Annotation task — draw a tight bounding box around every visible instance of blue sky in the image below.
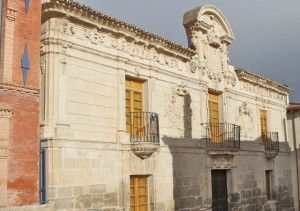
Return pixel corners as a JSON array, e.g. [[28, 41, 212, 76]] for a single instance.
[[78, 0, 300, 102]]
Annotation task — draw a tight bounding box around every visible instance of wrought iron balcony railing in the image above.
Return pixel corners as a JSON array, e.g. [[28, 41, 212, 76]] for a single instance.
[[201, 123, 240, 150], [126, 112, 160, 159], [263, 132, 279, 159]]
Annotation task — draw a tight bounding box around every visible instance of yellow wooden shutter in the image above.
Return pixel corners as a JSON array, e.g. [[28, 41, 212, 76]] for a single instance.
[[130, 176, 148, 211], [209, 93, 220, 143], [126, 78, 144, 133], [260, 110, 268, 141]]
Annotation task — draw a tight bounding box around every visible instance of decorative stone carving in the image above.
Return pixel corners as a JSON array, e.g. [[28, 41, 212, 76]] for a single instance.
[[165, 92, 183, 135], [176, 82, 188, 96], [165, 83, 190, 137], [210, 154, 234, 169], [131, 142, 159, 159], [224, 71, 237, 87], [0, 146, 9, 159], [60, 21, 185, 70], [0, 108, 13, 119], [236, 102, 254, 139], [6, 7, 18, 22], [40, 59, 46, 74], [207, 18, 221, 48], [239, 102, 251, 116], [190, 54, 207, 74]]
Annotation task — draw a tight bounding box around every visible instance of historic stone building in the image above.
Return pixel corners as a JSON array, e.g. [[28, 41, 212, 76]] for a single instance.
[[40, 0, 294, 210], [0, 0, 41, 208], [287, 103, 300, 210]]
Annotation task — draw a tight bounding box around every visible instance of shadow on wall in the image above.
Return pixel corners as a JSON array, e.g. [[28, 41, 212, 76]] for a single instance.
[[161, 93, 294, 210], [162, 93, 210, 210]]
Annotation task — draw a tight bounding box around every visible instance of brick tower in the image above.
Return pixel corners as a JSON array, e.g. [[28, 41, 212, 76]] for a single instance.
[[0, 0, 41, 207]]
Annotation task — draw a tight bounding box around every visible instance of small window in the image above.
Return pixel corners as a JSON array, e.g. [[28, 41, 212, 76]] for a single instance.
[[40, 147, 47, 204], [265, 170, 272, 200]]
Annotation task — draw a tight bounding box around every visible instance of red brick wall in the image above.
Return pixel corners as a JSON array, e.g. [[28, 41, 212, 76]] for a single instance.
[[0, 0, 41, 207], [0, 88, 39, 206], [12, 0, 41, 88]]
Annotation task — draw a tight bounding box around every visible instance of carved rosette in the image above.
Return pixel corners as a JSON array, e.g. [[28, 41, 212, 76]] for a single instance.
[[131, 142, 159, 159]]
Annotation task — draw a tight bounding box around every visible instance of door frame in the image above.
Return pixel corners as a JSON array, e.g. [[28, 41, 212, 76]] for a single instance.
[[211, 169, 229, 211], [130, 174, 151, 211]]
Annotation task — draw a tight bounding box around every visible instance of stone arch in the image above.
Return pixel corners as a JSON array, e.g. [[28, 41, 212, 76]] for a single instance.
[[184, 5, 234, 43]]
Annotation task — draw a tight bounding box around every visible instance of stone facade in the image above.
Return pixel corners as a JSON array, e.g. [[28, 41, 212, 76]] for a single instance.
[[0, 0, 41, 208], [40, 1, 294, 210], [287, 103, 300, 210]]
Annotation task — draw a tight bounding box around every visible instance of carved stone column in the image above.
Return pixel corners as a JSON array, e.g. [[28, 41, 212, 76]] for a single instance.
[[0, 106, 13, 207], [116, 58, 128, 144], [0, 0, 17, 83]]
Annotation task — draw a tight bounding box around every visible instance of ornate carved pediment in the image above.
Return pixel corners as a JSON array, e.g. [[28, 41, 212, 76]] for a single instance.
[[184, 5, 235, 87], [184, 5, 234, 48]]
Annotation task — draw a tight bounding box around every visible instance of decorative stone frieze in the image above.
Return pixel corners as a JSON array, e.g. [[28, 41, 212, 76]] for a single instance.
[[209, 153, 235, 169], [56, 20, 189, 71], [236, 69, 292, 103]]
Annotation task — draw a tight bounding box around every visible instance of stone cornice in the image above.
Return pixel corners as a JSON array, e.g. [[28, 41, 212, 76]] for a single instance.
[[235, 69, 293, 95], [0, 83, 40, 96], [42, 0, 195, 60]]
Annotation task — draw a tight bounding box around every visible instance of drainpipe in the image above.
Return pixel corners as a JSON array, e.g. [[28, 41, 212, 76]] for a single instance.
[[291, 111, 300, 209]]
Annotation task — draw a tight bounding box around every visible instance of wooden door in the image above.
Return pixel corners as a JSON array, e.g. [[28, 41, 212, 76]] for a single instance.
[[209, 93, 220, 142], [260, 110, 268, 141], [126, 78, 144, 136], [130, 176, 148, 211], [211, 170, 228, 211], [265, 170, 271, 200]]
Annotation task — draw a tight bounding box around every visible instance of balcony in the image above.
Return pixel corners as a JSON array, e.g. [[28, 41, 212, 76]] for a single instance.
[[263, 132, 279, 159], [127, 112, 160, 159], [201, 123, 241, 151]]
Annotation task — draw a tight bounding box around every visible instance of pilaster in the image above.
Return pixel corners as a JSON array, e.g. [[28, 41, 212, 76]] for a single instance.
[[0, 106, 13, 207], [0, 0, 17, 83]]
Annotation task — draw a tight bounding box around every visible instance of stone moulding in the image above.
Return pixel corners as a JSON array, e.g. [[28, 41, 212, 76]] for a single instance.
[[131, 142, 159, 159], [0, 83, 39, 96], [235, 69, 293, 95], [42, 0, 195, 60]]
